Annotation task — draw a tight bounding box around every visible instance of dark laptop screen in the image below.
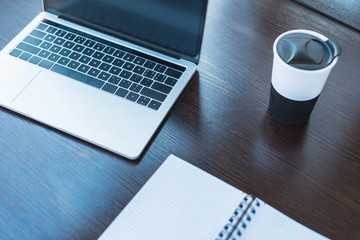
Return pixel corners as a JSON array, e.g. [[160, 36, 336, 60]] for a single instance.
[[44, 0, 208, 62]]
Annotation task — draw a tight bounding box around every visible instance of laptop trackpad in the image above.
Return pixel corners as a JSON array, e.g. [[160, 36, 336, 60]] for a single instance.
[[11, 70, 107, 135]]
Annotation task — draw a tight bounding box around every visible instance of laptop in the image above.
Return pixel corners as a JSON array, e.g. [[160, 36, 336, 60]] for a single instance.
[[0, 0, 208, 159]]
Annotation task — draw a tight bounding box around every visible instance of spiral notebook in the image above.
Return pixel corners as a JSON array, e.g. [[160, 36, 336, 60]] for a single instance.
[[98, 155, 328, 240]]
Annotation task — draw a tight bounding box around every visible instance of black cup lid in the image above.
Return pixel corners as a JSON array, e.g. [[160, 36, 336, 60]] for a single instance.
[[276, 33, 341, 70]]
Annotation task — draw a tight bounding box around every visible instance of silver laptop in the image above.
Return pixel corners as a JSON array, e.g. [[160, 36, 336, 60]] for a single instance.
[[0, 0, 208, 159]]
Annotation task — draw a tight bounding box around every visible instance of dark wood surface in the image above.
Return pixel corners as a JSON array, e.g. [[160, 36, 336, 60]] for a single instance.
[[0, 0, 359, 239]]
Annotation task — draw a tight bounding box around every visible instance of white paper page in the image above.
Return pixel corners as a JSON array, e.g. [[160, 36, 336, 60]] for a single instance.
[[99, 154, 245, 240], [241, 203, 329, 240]]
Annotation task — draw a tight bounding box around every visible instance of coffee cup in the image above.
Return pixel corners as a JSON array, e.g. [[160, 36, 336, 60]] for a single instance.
[[269, 29, 341, 125]]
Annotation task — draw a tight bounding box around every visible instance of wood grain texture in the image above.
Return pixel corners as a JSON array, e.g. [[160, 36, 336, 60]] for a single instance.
[[0, 0, 359, 239]]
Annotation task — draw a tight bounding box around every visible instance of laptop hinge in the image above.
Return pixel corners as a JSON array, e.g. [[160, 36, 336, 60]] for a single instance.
[[58, 14, 184, 61]]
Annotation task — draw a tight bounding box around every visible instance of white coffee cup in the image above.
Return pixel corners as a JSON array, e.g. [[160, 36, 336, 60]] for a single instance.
[[269, 29, 341, 125]]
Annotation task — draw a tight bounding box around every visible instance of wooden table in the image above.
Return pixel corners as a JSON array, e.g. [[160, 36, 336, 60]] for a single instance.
[[1, 0, 359, 239]]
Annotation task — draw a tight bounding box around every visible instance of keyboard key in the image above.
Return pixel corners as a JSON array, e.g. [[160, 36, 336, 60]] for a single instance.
[[154, 73, 166, 82], [17, 42, 41, 54], [103, 46, 115, 54], [126, 92, 139, 102], [130, 83, 142, 93], [88, 68, 100, 77], [133, 66, 145, 75], [9, 49, 22, 57], [63, 41, 75, 49], [154, 64, 166, 73], [49, 45, 61, 53], [134, 57, 145, 65], [38, 59, 54, 69], [143, 69, 156, 78], [123, 62, 135, 71], [108, 76, 121, 85], [46, 26, 57, 34], [148, 100, 161, 110], [165, 68, 182, 79], [164, 77, 177, 86], [38, 50, 51, 58], [79, 55, 91, 64], [113, 58, 124, 67], [48, 53, 61, 62], [68, 60, 80, 69], [73, 44, 85, 53], [74, 36, 86, 44], [144, 60, 156, 69], [29, 56, 42, 65], [69, 52, 81, 60], [39, 41, 52, 50], [51, 64, 72, 74], [103, 55, 114, 63], [123, 53, 135, 62], [84, 40, 95, 48], [130, 74, 143, 83], [99, 62, 111, 71], [78, 64, 90, 73], [140, 87, 166, 102], [140, 78, 153, 87], [151, 82, 172, 94], [109, 66, 121, 75], [119, 79, 132, 89], [23, 36, 42, 46], [30, 29, 46, 39], [137, 96, 151, 106], [83, 48, 95, 56], [36, 23, 48, 31], [58, 57, 70, 66], [55, 29, 67, 37], [93, 51, 105, 60], [98, 72, 110, 81], [54, 37, 66, 46], [59, 48, 71, 57], [64, 33, 76, 41], [51, 64, 104, 88], [115, 88, 128, 98], [119, 70, 132, 79], [94, 43, 105, 51], [19, 52, 32, 61], [89, 59, 101, 67], [102, 83, 118, 93], [44, 34, 56, 42], [113, 50, 125, 58]]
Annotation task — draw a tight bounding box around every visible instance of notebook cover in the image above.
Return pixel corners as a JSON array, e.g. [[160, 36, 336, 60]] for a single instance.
[[294, 0, 360, 32]]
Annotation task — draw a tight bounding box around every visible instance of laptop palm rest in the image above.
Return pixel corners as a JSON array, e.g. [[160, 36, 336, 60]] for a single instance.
[[11, 70, 107, 137], [0, 56, 41, 104], [10, 70, 156, 158]]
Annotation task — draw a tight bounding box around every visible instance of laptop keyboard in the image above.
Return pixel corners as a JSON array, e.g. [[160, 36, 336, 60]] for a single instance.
[[8, 19, 185, 110]]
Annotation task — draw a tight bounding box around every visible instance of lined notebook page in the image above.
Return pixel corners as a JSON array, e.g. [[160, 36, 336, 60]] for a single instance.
[[99, 154, 328, 240], [240, 204, 328, 240], [98, 154, 245, 240]]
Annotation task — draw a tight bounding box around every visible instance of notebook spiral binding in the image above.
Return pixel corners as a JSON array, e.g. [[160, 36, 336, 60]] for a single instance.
[[216, 195, 263, 240]]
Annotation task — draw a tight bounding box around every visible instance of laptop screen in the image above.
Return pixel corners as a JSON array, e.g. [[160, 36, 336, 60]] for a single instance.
[[44, 0, 208, 63]]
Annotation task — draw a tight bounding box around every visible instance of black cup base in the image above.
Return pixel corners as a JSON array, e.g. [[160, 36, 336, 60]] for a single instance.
[[269, 84, 318, 125]]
